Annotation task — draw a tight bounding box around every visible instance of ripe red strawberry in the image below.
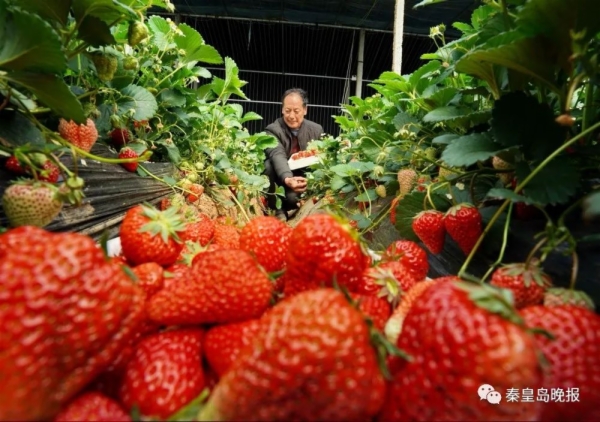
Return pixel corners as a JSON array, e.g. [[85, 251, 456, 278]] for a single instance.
[[351, 293, 391, 330], [490, 262, 552, 309], [382, 240, 429, 281], [181, 213, 215, 246], [58, 118, 99, 152], [147, 249, 273, 325], [54, 392, 131, 422], [118, 147, 139, 172], [119, 328, 205, 419], [412, 209, 445, 254], [521, 305, 600, 421], [187, 183, 205, 203], [198, 289, 386, 421], [380, 281, 544, 421], [0, 227, 146, 421], [109, 128, 131, 147], [4, 155, 25, 174], [384, 280, 436, 344], [38, 160, 60, 183], [119, 204, 186, 266], [397, 168, 417, 196], [239, 216, 292, 272], [543, 287, 595, 310], [283, 213, 370, 296], [443, 203, 482, 255], [515, 202, 540, 220], [389, 196, 401, 225], [212, 221, 240, 249], [204, 319, 262, 377], [2, 180, 63, 228], [132, 262, 164, 300]]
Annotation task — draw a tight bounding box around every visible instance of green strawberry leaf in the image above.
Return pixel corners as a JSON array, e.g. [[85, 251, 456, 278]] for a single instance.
[[0, 4, 66, 73], [174, 24, 223, 65], [13, 0, 71, 26], [147, 16, 174, 51], [0, 110, 45, 147], [78, 15, 116, 47], [5, 72, 86, 122], [490, 91, 566, 161], [441, 132, 507, 167], [485, 188, 541, 205], [583, 190, 600, 221], [117, 84, 158, 121], [515, 158, 580, 206], [423, 106, 491, 129], [72, 0, 137, 25]]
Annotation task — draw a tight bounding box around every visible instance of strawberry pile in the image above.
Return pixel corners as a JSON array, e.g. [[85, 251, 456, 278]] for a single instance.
[[1, 205, 599, 421], [290, 149, 318, 160]]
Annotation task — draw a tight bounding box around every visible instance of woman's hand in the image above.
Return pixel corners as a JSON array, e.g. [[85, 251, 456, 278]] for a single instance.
[[284, 176, 308, 193]]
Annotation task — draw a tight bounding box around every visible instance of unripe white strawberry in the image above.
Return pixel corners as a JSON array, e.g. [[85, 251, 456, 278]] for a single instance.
[[2, 180, 63, 227]]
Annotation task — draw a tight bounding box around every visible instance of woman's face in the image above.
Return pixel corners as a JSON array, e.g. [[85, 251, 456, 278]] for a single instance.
[[282, 93, 307, 130]]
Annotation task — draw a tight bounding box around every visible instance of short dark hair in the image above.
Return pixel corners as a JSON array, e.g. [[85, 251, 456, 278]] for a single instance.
[[282, 88, 308, 107]]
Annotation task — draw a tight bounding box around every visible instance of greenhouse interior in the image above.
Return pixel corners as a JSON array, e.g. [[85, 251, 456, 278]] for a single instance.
[[0, 0, 599, 421]]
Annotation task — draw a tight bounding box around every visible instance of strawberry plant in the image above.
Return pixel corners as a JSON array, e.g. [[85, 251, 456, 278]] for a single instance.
[[0, 0, 277, 230], [308, 0, 600, 290]]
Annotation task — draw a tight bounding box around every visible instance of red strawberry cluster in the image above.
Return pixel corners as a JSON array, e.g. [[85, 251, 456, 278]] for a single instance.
[[1, 206, 598, 422], [290, 149, 317, 160]]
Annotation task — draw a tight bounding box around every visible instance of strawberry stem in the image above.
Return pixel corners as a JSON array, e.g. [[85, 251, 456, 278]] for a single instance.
[[481, 202, 513, 282], [569, 251, 579, 290], [525, 237, 547, 268]]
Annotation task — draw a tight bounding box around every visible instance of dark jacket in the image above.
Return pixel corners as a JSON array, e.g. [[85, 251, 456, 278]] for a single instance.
[[265, 117, 323, 183]]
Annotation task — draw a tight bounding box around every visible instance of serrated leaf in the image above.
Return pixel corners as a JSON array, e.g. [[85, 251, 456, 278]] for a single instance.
[[241, 111, 262, 123], [147, 15, 173, 50], [453, 22, 474, 35], [0, 110, 45, 147], [6, 72, 85, 122], [330, 175, 347, 191], [254, 134, 278, 150], [423, 87, 459, 108], [441, 133, 506, 167], [485, 188, 540, 205], [159, 89, 186, 107], [455, 29, 558, 92], [72, 0, 137, 24], [78, 15, 116, 47], [16, 0, 71, 25], [117, 84, 158, 121], [0, 6, 65, 73], [393, 111, 419, 131], [490, 91, 565, 161], [330, 164, 354, 177], [175, 23, 223, 64], [355, 189, 377, 202], [423, 106, 491, 128], [157, 139, 181, 164], [408, 61, 442, 90], [394, 191, 450, 240], [515, 158, 580, 206], [432, 133, 459, 144]]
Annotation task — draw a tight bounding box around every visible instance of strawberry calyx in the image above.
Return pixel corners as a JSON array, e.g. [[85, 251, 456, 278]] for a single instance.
[[368, 266, 403, 306], [367, 318, 412, 380], [170, 388, 211, 421], [445, 202, 475, 217], [139, 203, 187, 244], [454, 280, 525, 327], [500, 261, 550, 288], [543, 287, 595, 310]]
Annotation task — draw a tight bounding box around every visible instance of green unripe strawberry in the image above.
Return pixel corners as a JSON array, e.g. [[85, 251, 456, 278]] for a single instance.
[[375, 185, 387, 198], [128, 21, 149, 47], [424, 147, 437, 161], [123, 56, 139, 70], [2, 180, 63, 228], [110, 115, 122, 129], [90, 52, 118, 82]]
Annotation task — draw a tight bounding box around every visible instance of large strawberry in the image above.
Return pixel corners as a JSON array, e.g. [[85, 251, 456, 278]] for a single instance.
[[382, 240, 429, 281], [380, 281, 544, 421], [197, 289, 386, 421], [119, 328, 205, 419], [1, 180, 63, 227], [54, 392, 131, 422], [204, 319, 262, 377], [0, 227, 146, 421], [521, 305, 600, 421], [239, 215, 292, 272], [212, 220, 241, 249], [58, 118, 99, 152], [147, 249, 273, 325], [412, 209, 445, 254], [119, 204, 186, 266], [283, 213, 370, 296], [181, 213, 215, 246], [443, 203, 482, 255], [490, 262, 553, 309]]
